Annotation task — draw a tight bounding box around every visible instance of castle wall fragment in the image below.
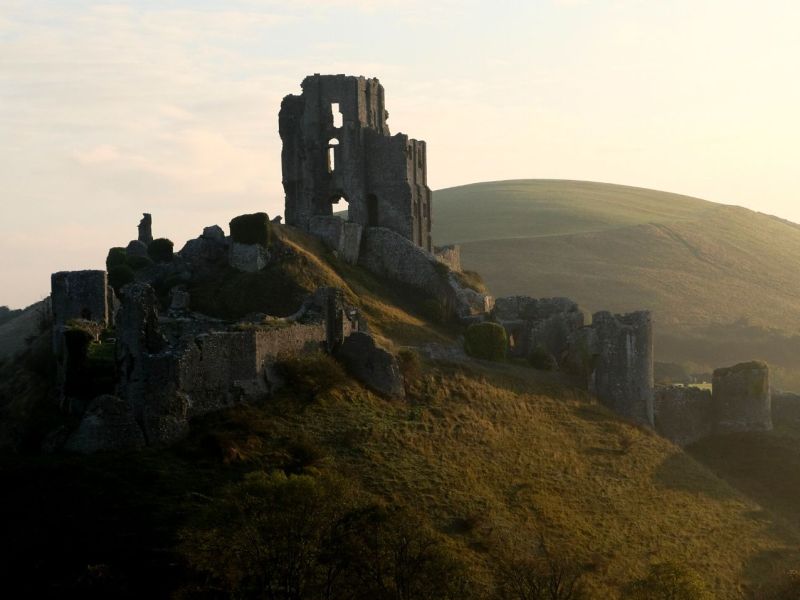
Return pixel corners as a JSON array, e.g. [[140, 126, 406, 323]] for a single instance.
[[712, 361, 772, 433]]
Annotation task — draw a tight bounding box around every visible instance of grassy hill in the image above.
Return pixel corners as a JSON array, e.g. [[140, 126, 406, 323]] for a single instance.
[[434, 180, 800, 388], [3, 223, 800, 597]]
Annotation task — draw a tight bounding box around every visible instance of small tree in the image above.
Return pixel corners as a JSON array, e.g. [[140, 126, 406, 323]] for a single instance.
[[327, 504, 472, 600], [179, 471, 356, 599], [147, 238, 174, 263], [625, 562, 711, 599], [230, 212, 271, 246], [464, 322, 507, 361], [495, 537, 587, 600], [529, 345, 558, 371]]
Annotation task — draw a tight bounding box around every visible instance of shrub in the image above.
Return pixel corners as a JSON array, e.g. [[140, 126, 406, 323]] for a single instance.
[[421, 297, 448, 324], [277, 353, 348, 402], [147, 238, 174, 263], [625, 562, 712, 599], [398, 348, 422, 380], [464, 322, 507, 361], [496, 551, 587, 600], [529, 345, 558, 371], [230, 212, 271, 246], [179, 471, 357, 599], [105, 247, 127, 270], [126, 255, 153, 270], [107, 264, 135, 292]]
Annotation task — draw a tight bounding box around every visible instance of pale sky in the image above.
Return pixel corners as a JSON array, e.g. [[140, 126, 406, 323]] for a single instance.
[[2, 0, 799, 308]]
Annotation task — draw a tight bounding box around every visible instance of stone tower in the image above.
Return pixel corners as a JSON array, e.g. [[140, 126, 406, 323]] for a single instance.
[[587, 311, 655, 427], [279, 74, 432, 251]]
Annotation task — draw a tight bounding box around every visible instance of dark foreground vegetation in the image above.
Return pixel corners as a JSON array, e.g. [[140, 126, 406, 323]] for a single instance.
[[5, 335, 800, 598]]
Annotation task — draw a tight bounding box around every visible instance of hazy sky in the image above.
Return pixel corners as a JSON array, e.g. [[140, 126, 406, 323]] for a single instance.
[[2, 0, 799, 308]]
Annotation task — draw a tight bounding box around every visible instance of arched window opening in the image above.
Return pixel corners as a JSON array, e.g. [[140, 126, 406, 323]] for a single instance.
[[331, 102, 343, 128], [366, 193, 379, 226], [327, 138, 339, 173]]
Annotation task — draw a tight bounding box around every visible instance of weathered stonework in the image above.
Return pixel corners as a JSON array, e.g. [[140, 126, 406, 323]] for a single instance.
[[280, 74, 432, 251], [654, 385, 714, 446], [359, 226, 453, 301], [494, 296, 584, 361], [138, 213, 153, 244], [588, 311, 654, 426], [337, 332, 405, 398], [103, 281, 361, 448], [228, 242, 269, 272], [308, 215, 363, 264], [434, 245, 461, 272], [51, 270, 109, 354], [713, 361, 772, 433]]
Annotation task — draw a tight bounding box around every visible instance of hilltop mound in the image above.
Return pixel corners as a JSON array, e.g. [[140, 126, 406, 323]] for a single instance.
[[3, 220, 800, 596], [434, 180, 800, 388]]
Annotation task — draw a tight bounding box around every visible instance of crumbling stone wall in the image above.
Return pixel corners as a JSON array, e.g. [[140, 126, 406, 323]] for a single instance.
[[562, 311, 654, 426], [434, 245, 461, 272], [308, 216, 363, 264], [51, 270, 109, 354], [654, 385, 714, 446], [713, 361, 772, 433], [494, 296, 584, 361], [102, 282, 359, 447], [280, 74, 432, 251], [588, 311, 654, 426], [138, 213, 153, 244]]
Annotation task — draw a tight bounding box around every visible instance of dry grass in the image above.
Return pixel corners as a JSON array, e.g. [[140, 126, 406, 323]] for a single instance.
[[202, 358, 800, 597]]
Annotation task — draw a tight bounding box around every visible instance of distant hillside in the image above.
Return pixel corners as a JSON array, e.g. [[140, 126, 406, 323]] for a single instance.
[[0, 300, 47, 360], [434, 180, 800, 388]]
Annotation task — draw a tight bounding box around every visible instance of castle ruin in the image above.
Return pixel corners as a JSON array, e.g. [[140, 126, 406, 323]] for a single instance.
[[41, 73, 776, 454], [280, 74, 432, 255]]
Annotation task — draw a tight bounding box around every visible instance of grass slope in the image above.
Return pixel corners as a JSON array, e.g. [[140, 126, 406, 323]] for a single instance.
[[434, 180, 800, 386], [3, 218, 799, 596], [3, 358, 797, 597]]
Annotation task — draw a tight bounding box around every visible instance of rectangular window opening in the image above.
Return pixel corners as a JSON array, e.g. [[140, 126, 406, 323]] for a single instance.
[[332, 103, 343, 128]]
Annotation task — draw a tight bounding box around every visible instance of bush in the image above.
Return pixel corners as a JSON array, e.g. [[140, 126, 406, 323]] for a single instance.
[[529, 345, 558, 371], [126, 255, 153, 270], [464, 322, 507, 361], [108, 264, 135, 292], [277, 353, 348, 402], [179, 471, 475, 600], [421, 297, 448, 324], [230, 212, 271, 246], [147, 238, 174, 263], [625, 562, 711, 599], [398, 348, 422, 380], [105, 247, 127, 270]]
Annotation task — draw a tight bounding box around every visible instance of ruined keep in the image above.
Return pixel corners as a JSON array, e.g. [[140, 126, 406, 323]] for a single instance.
[[587, 311, 654, 426], [280, 74, 432, 252], [713, 361, 772, 433], [51, 270, 110, 353]]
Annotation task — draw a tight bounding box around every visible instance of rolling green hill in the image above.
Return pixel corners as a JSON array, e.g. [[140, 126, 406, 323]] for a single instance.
[[434, 180, 800, 388]]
